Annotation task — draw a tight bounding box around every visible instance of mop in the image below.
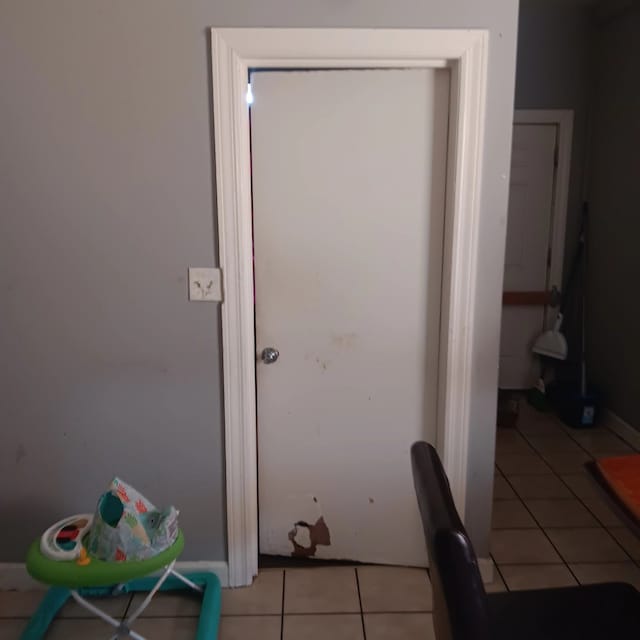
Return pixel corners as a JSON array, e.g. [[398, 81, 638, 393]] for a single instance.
[[556, 204, 599, 427]]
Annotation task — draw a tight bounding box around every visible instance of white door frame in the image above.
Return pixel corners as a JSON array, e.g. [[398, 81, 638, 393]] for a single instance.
[[210, 28, 489, 587], [513, 110, 574, 300]]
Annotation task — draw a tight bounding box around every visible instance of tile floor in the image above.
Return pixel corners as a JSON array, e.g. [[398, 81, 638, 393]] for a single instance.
[[492, 401, 640, 593], [0, 566, 435, 639], [1, 402, 638, 638]]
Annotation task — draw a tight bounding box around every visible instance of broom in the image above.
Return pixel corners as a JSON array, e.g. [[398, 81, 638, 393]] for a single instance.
[[528, 204, 587, 408]]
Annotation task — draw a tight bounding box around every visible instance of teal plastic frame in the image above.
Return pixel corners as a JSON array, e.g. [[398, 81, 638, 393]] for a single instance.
[[20, 571, 221, 640]]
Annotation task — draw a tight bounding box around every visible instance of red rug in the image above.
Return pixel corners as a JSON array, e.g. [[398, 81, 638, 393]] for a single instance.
[[596, 454, 640, 522]]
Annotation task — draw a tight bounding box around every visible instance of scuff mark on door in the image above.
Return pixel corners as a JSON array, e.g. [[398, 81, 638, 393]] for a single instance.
[[288, 516, 331, 557]]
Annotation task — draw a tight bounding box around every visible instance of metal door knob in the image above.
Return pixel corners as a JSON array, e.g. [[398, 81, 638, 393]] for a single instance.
[[261, 347, 279, 364]]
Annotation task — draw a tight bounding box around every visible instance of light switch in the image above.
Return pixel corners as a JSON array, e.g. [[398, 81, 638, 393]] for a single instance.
[[188, 267, 222, 302]]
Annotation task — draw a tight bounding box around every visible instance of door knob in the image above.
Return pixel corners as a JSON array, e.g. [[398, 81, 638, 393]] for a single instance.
[[261, 347, 279, 364]]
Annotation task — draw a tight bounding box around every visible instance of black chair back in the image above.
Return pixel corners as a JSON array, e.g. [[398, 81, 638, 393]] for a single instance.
[[411, 441, 490, 640]]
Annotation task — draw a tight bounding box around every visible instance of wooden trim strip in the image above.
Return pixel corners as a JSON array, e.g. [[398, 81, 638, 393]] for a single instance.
[[502, 291, 550, 306]]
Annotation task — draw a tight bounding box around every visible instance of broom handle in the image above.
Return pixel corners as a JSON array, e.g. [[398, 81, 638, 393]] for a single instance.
[[580, 204, 588, 397]]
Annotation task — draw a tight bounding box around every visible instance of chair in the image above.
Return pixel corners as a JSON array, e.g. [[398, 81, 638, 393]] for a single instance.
[[410, 441, 640, 640]]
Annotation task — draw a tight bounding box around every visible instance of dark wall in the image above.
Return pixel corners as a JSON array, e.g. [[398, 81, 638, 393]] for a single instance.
[[587, 6, 640, 429]]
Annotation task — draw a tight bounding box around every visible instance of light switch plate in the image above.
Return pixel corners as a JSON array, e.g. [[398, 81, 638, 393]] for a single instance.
[[188, 267, 222, 302]]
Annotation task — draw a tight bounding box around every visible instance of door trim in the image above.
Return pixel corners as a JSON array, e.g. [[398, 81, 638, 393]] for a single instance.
[[513, 110, 573, 304], [210, 28, 489, 586]]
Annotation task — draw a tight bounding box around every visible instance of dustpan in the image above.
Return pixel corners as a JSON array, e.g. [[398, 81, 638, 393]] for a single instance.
[[532, 313, 568, 360]]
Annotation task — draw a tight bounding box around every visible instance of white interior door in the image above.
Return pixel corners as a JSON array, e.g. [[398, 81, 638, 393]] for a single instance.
[[251, 68, 449, 565], [500, 123, 558, 389]]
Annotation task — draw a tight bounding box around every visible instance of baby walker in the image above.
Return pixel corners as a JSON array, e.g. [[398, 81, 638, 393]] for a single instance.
[[21, 479, 221, 640]]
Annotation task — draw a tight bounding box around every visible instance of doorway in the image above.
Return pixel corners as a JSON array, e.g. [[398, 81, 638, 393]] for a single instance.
[[500, 110, 573, 390], [210, 28, 489, 586]]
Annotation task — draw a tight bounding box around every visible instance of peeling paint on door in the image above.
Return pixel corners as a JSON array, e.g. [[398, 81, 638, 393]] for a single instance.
[[288, 516, 331, 557]]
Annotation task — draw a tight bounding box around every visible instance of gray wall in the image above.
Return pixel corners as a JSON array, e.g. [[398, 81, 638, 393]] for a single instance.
[[0, 0, 518, 562], [515, 0, 595, 280], [587, 6, 640, 429]]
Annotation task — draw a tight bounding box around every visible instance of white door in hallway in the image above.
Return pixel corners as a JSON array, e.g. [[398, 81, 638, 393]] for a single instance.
[[251, 69, 449, 565], [500, 123, 558, 389]]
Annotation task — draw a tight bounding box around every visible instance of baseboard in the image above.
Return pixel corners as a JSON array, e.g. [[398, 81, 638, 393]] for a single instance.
[[0, 561, 229, 592], [478, 557, 495, 584], [172, 561, 229, 587], [0, 565, 43, 591], [602, 408, 640, 451]]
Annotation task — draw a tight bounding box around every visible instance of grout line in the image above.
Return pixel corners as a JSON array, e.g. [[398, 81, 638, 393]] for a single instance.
[[512, 422, 639, 569], [489, 553, 509, 592], [280, 611, 373, 616], [115, 615, 203, 620], [552, 420, 640, 568], [569, 497, 640, 566], [280, 570, 286, 640], [278, 611, 432, 619], [491, 559, 639, 567], [524, 439, 635, 559], [500, 496, 591, 501], [354, 568, 367, 640], [499, 473, 582, 585], [561, 417, 639, 454], [501, 397, 640, 568], [495, 469, 556, 477], [217, 614, 282, 618], [121, 593, 135, 620], [556, 429, 598, 458], [492, 524, 594, 530], [607, 528, 640, 570], [528, 446, 593, 466], [542, 525, 627, 530]]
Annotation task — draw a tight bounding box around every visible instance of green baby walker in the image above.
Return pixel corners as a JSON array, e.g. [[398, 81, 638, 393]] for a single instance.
[[21, 478, 221, 640]]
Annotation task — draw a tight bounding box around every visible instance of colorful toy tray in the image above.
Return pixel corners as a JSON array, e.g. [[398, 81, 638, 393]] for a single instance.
[[26, 531, 184, 588]]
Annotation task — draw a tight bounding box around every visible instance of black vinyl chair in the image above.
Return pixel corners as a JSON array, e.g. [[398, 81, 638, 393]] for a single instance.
[[411, 441, 640, 640]]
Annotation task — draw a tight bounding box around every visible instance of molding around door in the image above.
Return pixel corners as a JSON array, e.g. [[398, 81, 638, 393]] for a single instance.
[[211, 28, 489, 587], [513, 109, 574, 302]]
